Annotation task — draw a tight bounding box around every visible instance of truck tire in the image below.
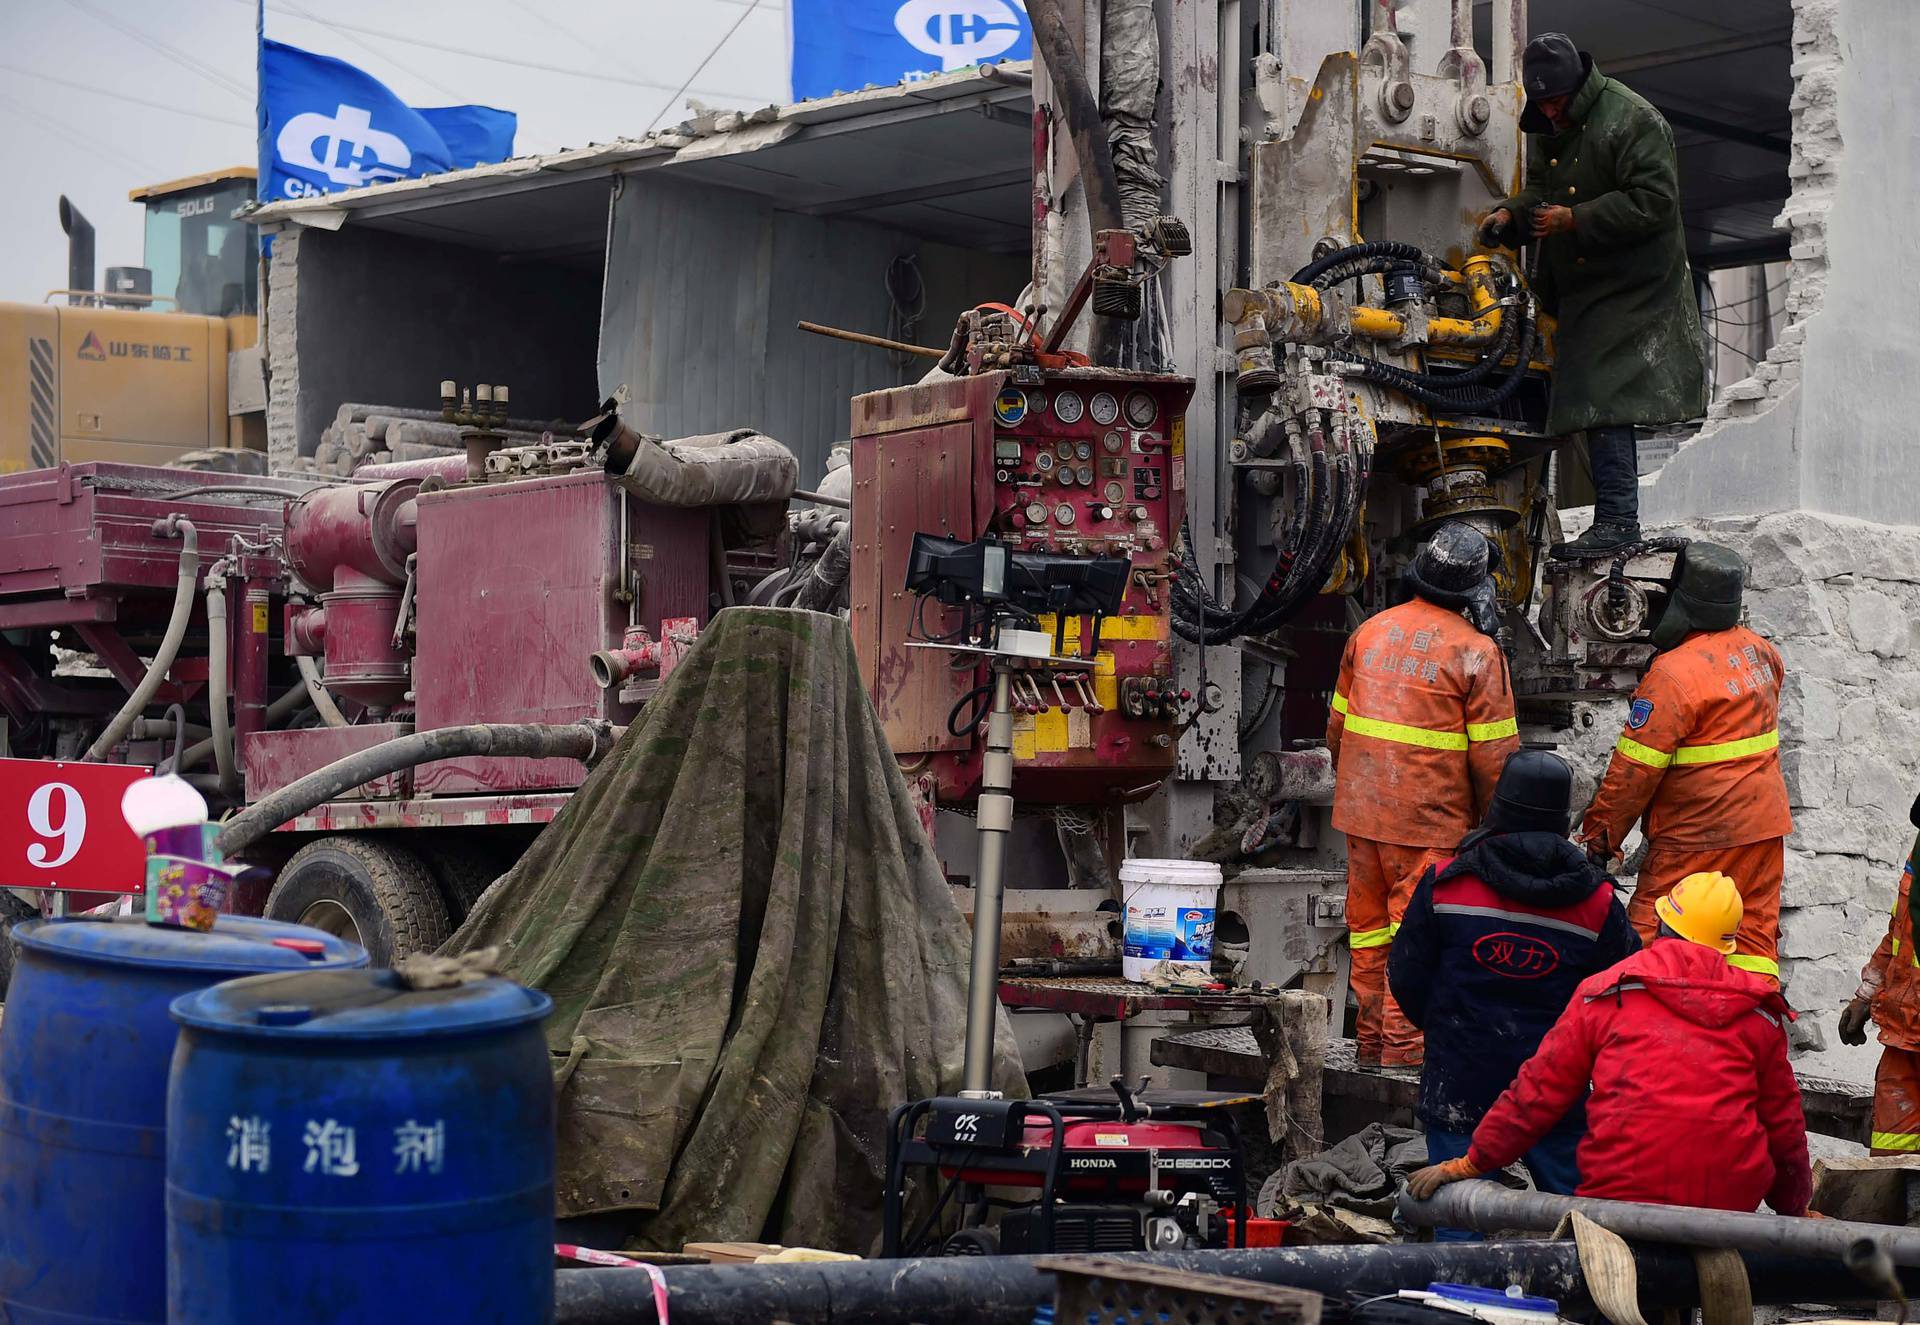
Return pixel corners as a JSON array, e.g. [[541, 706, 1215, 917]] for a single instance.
[[423, 840, 509, 927], [264, 837, 450, 965], [0, 888, 36, 1002]]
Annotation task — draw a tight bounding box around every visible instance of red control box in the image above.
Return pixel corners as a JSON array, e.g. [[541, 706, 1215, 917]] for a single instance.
[[849, 369, 1195, 804]]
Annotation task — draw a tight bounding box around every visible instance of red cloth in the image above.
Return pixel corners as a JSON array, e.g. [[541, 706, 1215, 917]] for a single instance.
[[1466, 939, 1811, 1215]]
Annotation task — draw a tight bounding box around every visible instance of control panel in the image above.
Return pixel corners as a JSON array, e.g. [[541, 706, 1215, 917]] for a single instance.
[[849, 369, 1196, 805]]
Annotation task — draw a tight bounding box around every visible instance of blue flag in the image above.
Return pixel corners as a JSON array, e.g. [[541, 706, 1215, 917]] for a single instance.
[[260, 39, 516, 203], [417, 106, 519, 170], [790, 0, 1030, 101]]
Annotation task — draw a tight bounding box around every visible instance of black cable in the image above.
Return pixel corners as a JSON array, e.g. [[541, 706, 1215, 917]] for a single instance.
[[946, 682, 993, 738], [1291, 240, 1431, 287]]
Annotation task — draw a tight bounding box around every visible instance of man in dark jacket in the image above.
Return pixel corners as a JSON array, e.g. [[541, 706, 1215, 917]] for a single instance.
[[1478, 33, 1707, 558], [1389, 750, 1637, 1234], [1408, 872, 1812, 1216]]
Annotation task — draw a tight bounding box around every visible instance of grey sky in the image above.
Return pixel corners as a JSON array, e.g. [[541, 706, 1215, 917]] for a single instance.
[[0, 0, 791, 301]]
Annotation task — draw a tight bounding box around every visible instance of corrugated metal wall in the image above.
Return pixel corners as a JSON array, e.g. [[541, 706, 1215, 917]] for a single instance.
[[599, 174, 1028, 485]]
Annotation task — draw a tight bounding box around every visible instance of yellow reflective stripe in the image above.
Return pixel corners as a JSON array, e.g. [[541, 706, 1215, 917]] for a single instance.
[[1873, 1132, 1920, 1153], [1672, 729, 1780, 766], [1616, 734, 1674, 769], [1350, 922, 1399, 949], [1342, 712, 1469, 751], [1466, 716, 1518, 743], [1331, 691, 1350, 715], [1728, 953, 1780, 978]]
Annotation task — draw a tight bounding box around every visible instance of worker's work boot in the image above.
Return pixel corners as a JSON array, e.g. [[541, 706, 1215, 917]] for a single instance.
[[1550, 520, 1642, 559]]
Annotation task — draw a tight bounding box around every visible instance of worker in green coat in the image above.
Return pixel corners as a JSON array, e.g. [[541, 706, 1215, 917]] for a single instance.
[[1479, 33, 1708, 559]]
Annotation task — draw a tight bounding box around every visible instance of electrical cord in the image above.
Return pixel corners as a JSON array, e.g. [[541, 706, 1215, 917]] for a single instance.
[[946, 682, 993, 737]]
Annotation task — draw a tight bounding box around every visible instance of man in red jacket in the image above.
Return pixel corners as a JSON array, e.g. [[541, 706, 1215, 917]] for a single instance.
[[1407, 871, 1810, 1215]]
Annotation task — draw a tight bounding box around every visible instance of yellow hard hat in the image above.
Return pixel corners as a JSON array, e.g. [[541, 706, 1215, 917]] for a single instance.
[[1654, 872, 1742, 954]]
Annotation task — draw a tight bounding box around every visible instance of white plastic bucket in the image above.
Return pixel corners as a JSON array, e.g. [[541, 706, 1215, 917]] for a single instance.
[[1119, 858, 1223, 983]]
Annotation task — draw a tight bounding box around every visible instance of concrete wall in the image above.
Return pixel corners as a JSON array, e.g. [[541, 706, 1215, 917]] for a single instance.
[[599, 173, 1029, 487], [1627, 0, 1920, 1081], [266, 227, 602, 468]]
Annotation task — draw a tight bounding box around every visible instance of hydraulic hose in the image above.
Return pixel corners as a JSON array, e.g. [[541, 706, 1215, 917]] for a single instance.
[[1335, 298, 1537, 413], [1024, 0, 1126, 238], [216, 722, 614, 856], [204, 575, 239, 799], [295, 654, 351, 728], [169, 679, 315, 775], [85, 516, 199, 761], [1290, 240, 1432, 287]]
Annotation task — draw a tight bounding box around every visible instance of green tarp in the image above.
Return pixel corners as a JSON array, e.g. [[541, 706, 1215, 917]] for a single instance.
[[444, 607, 1022, 1252]]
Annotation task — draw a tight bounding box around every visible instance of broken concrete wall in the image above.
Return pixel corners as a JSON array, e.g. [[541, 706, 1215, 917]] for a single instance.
[[1628, 0, 1920, 1081]]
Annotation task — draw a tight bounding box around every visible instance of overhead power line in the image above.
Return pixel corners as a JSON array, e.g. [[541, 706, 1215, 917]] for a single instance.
[[249, 0, 768, 100], [0, 64, 252, 127], [0, 87, 158, 179], [643, 0, 772, 134], [62, 0, 251, 100]]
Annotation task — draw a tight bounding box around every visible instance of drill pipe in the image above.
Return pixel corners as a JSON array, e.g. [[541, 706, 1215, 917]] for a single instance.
[[552, 1240, 1919, 1324], [1404, 1181, 1920, 1266]]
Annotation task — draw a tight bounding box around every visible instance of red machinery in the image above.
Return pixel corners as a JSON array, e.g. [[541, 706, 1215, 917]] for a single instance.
[[0, 450, 725, 961], [849, 369, 1195, 804]]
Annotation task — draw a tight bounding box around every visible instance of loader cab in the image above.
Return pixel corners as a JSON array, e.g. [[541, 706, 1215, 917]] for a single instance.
[[128, 168, 258, 320]]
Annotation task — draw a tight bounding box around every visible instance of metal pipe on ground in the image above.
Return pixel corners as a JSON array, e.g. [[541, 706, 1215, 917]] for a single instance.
[[216, 722, 613, 856], [1404, 1181, 1920, 1266], [552, 1240, 1920, 1324]]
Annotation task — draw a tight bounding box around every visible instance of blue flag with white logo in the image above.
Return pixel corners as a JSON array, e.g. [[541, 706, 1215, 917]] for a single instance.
[[260, 39, 516, 203], [790, 0, 1030, 101]]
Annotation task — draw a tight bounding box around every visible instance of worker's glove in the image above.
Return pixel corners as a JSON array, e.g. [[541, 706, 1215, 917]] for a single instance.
[[1838, 995, 1874, 1047], [1530, 204, 1577, 238], [1405, 1155, 1482, 1201], [1475, 208, 1515, 249]]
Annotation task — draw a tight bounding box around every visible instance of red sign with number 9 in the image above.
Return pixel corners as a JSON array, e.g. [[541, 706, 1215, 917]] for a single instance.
[[0, 759, 149, 894]]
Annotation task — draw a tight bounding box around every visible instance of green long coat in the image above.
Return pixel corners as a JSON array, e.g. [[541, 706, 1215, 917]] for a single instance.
[[1496, 59, 1708, 435]]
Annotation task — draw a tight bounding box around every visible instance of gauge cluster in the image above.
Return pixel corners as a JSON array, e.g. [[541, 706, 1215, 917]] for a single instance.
[[987, 379, 1179, 557]]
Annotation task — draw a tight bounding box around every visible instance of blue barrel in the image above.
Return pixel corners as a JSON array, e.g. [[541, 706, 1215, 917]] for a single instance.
[[167, 968, 555, 1325], [0, 915, 368, 1325]]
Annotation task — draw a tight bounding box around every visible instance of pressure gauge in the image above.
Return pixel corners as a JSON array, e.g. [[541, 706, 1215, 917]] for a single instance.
[[1105, 480, 1126, 504], [1030, 393, 1048, 416], [1054, 503, 1076, 526], [1089, 392, 1120, 426], [1123, 391, 1157, 428], [1053, 390, 1085, 425], [1103, 431, 1124, 454], [1055, 440, 1076, 460], [1075, 440, 1093, 461], [1035, 451, 1055, 472], [1075, 465, 1093, 486], [1025, 501, 1049, 524], [1057, 466, 1077, 486]]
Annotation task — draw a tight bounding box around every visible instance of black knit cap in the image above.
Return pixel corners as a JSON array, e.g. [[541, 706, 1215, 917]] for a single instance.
[[1405, 522, 1495, 610], [1482, 750, 1574, 837], [1523, 33, 1585, 102]]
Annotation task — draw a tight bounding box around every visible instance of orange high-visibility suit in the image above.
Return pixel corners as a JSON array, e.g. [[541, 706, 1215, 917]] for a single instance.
[[1328, 596, 1519, 1065], [1855, 853, 1920, 1155], [1581, 624, 1792, 980]]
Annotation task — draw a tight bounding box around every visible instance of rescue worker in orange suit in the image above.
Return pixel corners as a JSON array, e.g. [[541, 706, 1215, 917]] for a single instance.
[[1406, 871, 1811, 1215], [1328, 522, 1519, 1067], [1579, 542, 1791, 982], [1837, 793, 1920, 1158]]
